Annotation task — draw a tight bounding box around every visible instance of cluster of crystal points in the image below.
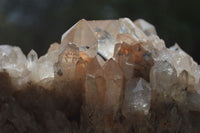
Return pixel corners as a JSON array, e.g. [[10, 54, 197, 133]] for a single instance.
[[0, 18, 200, 133]]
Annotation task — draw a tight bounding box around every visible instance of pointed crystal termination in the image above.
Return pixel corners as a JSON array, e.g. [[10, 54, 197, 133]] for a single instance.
[[38, 49, 59, 81], [122, 78, 151, 116], [150, 60, 177, 94], [88, 18, 148, 60], [61, 19, 98, 57], [119, 18, 147, 42], [0, 45, 27, 86], [47, 42, 60, 53], [37, 43, 60, 83], [85, 57, 105, 108], [114, 42, 153, 81], [169, 43, 200, 83], [55, 44, 79, 81], [27, 49, 39, 82], [88, 20, 121, 60], [103, 59, 124, 116], [0, 45, 27, 75], [134, 19, 157, 36], [114, 43, 135, 80], [27, 49, 38, 69]]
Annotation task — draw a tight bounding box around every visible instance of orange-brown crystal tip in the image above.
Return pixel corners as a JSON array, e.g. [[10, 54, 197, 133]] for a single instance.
[[79, 51, 93, 63], [119, 43, 146, 63]]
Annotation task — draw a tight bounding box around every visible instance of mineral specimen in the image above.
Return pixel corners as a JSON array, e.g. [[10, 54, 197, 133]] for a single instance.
[[0, 18, 200, 133]]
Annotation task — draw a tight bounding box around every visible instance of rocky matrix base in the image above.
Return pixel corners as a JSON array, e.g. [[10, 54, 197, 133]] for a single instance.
[[0, 18, 200, 133]]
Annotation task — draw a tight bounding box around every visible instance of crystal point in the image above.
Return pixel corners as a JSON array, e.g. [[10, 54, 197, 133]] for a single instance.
[[122, 78, 151, 116], [103, 59, 124, 115], [134, 19, 157, 36], [61, 19, 98, 57], [27, 49, 38, 66]]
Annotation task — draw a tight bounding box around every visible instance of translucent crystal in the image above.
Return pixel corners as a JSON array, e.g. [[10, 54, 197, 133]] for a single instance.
[[122, 78, 151, 115], [0, 45, 28, 86], [85, 57, 105, 108], [27, 49, 39, 82], [150, 60, 177, 93], [96, 54, 106, 66], [75, 57, 88, 84], [114, 43, 135, 79], [116, 33, 138, 45], [0, 45, 26, 76], [139, 35, 166, 61], [103, 59, 123, 115], [61, 19, 98, 57], [27, 49, 38, 70], [88, 18, 147, 60], [169, 44, 200, 83], [55, 44, 79, 81], [38, 50, 59, 80], [88, 20, 120, 60], [134, 19, 157, 36], [47, 42, 60, 53], [119, 18, 147, 42], [195, 80, 200, 94]]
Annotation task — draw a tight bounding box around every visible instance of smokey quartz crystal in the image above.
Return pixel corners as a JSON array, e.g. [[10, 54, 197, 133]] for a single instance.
[[0, 18, 200, 133]]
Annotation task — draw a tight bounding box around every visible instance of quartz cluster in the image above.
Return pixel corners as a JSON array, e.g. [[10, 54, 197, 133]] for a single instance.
[[0, 18, 200, 133]]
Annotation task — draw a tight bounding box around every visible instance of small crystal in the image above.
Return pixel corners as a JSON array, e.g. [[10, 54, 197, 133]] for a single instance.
[[119, 18, 147, 42], [38, 50, 59, 80], [0, 45, 27, 86], [150, 60, 177, 93], [169, 44, 200, 83], [27, 49, 38, 70], [47, 42, 60, 53], [122, 78, 151, 116], [27, 49, 39, 82], [55, 44, 79, 81]]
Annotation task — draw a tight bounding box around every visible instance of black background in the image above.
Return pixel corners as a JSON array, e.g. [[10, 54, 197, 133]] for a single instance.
[[0, 0, 199, 63]]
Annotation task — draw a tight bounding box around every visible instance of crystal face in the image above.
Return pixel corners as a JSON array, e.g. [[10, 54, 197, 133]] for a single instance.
[[0, 18, 200, 133]]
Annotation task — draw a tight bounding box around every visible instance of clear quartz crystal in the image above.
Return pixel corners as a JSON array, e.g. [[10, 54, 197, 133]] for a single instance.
[[27, 49, 39, 82], [134, 19, 157, 36], [38, 50, 59, 80], [55, 43, 79, 81], [103, 59, 123, 114], [85, 57, 105, 108], [87, 18, 147, 60], [122, 78, 151, 115], [153, 44, 200, 84], [119, 18, 147, 42], [0, 45, 26, 75], [150, 60, 177, 94], [0, 45, 28, 86], [61, 19, 98, 57], [169, 44, 200, 83], [88, 20, 121, 59]]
